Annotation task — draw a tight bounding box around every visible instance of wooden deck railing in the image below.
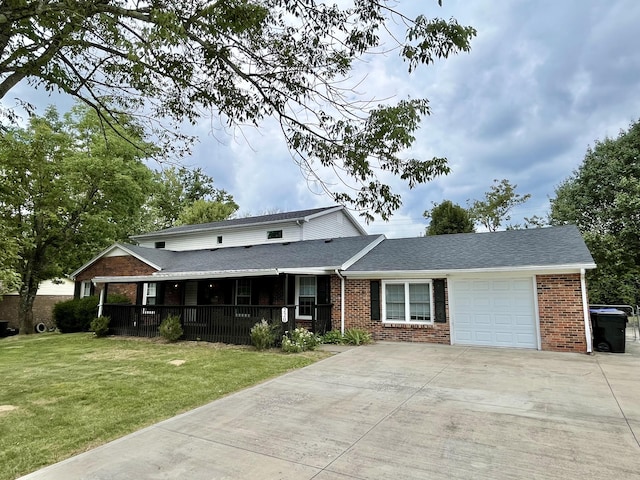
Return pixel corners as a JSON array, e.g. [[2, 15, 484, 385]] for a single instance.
[[102, 304, 333, 344]]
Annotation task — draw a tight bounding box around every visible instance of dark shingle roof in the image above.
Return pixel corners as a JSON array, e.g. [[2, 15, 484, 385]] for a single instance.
[[345, 225, 595, 272], [131, 206, 340, 239], [123, 235, 382, 273]]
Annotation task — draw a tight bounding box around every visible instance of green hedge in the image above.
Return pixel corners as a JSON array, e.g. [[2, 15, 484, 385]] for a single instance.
[[53, 294, 130, 333]]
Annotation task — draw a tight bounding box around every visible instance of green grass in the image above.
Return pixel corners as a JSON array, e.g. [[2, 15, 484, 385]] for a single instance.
[[0, 333, 326, 480]]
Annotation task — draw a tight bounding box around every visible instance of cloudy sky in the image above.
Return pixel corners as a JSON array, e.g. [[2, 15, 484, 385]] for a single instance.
[[7, 0, 640, 238]]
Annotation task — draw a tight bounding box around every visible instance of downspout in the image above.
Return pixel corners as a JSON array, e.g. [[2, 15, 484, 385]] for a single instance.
[[334, 269, 345, 335], [580, 269, 593, 354]]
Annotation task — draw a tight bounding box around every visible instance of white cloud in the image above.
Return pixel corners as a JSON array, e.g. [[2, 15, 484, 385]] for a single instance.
[[4, 0, 640, 237]]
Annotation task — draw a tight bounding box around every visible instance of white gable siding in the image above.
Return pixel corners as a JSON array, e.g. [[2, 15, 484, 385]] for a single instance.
[[138, 223, 303, 251], [4, 279, 75, 297], [105, 246, 133, 257], [302, 211, 363, 240], [134, 209, 363, 251]]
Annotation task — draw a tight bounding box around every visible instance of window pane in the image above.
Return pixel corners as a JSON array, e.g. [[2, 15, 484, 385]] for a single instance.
[[147, 283, 157, 296], [237, 279, 251, 297], [299, 277, 316, 296], [409, 283, 430, 320], [385, 284, 404, 302], [410, 302, 430, 320], [386, 302, 405, 320], [409, 283, 429, 302], [385, 284, 405, 320], [299, 296, 314, 316]]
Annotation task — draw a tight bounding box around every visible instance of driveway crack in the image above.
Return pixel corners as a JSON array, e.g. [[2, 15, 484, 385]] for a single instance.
[[596, 357, 640, 448]]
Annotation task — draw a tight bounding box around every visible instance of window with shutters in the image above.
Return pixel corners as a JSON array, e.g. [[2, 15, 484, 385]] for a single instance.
[[235, 279, 252, 317], [382, 280, 433, 324], [295, 276, 317, 319], [143, 282, 158, 313]]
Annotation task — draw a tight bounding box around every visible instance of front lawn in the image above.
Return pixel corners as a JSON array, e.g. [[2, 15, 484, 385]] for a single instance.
[[0, 333, 326, 480]]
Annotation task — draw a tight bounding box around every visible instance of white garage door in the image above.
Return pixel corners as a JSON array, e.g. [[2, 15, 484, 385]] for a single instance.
[[450, 277, 538, 349]]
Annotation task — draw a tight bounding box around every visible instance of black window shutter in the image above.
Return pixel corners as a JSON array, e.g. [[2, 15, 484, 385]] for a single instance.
[[434, 279, 446, 323], [287, 275, 296, 305], [136, 283, 144, 305], [370, 280, 381, 321], [157, 282, 166, 305], [223, 280, 233, 304], [74, 281, 82, 299], [251, 279, 260, 305], [317, 276, 330, 305]]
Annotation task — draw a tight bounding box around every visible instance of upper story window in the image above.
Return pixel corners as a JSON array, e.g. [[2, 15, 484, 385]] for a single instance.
[[267, 229, 283, 239], [382, 280, 433, 324], [154, 241, 165, 249]]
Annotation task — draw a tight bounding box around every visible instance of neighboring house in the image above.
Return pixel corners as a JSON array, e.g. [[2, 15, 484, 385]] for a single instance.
[[0, 279, 75, 330], [71, 206, 597, 353]]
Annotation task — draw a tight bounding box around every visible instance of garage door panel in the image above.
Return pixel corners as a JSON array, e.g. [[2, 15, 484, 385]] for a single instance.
[[452, 277, 537, 349], [495, 333, 515, 343], [493, 314, 513, 325], [514, 315, 533, 326], [474, 332, 493, 343]]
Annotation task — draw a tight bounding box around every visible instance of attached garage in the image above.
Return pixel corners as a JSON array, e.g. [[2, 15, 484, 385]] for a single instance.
[[343, 225, 597, 353], [449, 276, 538, 349]]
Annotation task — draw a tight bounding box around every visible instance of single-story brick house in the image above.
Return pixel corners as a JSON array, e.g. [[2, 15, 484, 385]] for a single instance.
[[0, 278, 75, 331], [71, 206, 596, 353]]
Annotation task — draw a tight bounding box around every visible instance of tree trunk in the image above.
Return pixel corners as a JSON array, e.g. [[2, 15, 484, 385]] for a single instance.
[[18, 274, 39, 335]]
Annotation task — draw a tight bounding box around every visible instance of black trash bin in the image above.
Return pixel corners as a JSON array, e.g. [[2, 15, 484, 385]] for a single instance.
[[590, 308, 627, 353]]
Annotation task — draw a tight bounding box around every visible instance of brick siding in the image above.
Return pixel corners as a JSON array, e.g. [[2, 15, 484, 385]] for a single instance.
[[537, 273, 588, 353], [76, 256, 157, 303], [334, 274, 588, 352], [334, 278, 450, 344], [0, 295, 73, 330]]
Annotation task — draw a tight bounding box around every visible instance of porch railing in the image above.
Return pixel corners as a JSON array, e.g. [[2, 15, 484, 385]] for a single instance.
[[102, 304, 333, 345]]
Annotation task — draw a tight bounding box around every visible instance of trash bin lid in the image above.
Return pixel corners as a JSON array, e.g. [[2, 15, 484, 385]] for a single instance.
[[589, 308, 627, 316]]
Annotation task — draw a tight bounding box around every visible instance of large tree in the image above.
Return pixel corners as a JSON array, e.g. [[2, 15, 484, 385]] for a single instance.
[[0, 227, 19, 297], [468, 179, 531, 232], [424, 200, 474, 235], [0, 1, 476, 220], [0, 104, 154, 333], [146, 166, 238, 230], [550, 120, 640, 305]]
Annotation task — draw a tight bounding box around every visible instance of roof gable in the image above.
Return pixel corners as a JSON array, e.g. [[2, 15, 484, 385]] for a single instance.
[[70, 243, 168, 279]]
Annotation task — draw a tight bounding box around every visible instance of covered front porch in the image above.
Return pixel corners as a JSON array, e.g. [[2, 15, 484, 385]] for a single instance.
[[96, 274, 334, 344]]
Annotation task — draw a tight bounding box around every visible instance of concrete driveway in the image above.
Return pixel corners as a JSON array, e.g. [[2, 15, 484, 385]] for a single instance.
[[20, 339, 640, 479]]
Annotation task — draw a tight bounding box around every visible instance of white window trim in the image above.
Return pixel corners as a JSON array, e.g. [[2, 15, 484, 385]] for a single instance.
[[80, 281, 92, 298], [295, 276, 317, 320], [142, 282, 158, 313], [235, 279, 252, 317], [381, 280, 434, 324]]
